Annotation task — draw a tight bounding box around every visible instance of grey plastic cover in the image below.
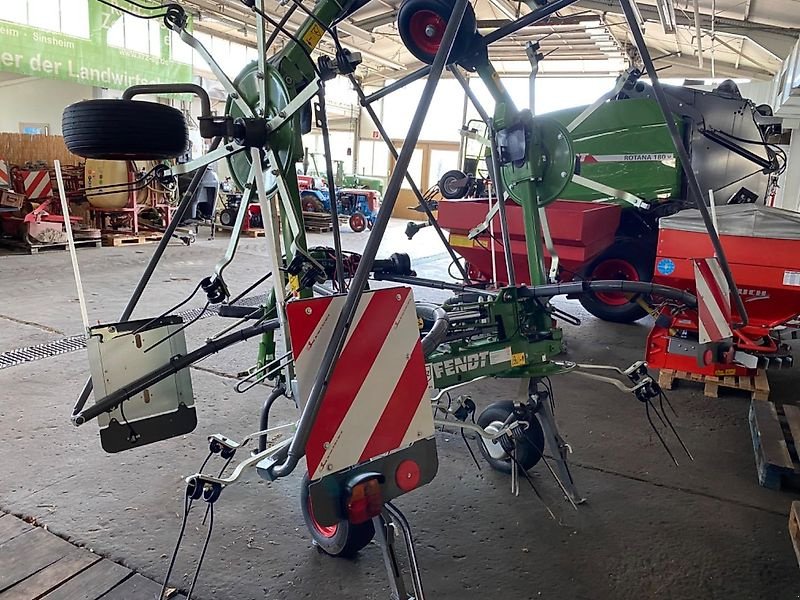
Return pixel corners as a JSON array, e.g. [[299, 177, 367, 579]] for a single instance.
[[659, 205, 800, 240]]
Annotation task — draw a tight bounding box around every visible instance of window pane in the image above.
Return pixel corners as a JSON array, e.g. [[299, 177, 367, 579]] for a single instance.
[[1, 1, 28, 24], [429, 149, 459, 187], [60, 0, 89, 38], [124, 13, 149, 53], [148, 20, 161, 57], [106, 15, 125, 48], [29, 0, 59, 31], [170, 30, 193, 64], [398, 149, 423, 190]]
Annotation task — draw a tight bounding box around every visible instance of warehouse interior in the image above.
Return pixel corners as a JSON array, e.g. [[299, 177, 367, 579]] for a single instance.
[[1, 1, 800, 598]]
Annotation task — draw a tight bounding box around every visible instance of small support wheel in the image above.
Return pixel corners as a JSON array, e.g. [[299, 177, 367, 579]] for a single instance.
[[397, 0, 478, 65], [349, 211, 367, 233], [438, 169, 471, 199], [300, 473, 375, 558], [219, 208, 236, 227], [476, 401, 544, 474]]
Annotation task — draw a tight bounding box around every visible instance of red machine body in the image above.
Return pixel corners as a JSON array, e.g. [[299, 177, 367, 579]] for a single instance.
[[437, 198, 621, 284], [647, 205, 800, 376]]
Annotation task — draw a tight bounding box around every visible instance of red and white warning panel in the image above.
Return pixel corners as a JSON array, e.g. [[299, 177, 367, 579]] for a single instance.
[[18, 169, 54, 200], [0, 160, 10, 188], [287, 286, 438, 526], [287, 286, 435, 481], [693, 257, 733, 343]]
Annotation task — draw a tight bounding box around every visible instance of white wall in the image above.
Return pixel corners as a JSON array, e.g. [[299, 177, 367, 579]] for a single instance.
[[0, 76, 92, 134]]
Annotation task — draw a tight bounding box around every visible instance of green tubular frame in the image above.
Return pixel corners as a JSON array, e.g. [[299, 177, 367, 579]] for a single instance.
[[426, 58, 568, 387]]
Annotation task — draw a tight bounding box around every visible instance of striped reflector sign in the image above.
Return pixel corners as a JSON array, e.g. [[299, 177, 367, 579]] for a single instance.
[[21, 170, 53, 199], [0, 160, 9, 188], [694, 257, 733, 343], [286, 287, 434, 481]]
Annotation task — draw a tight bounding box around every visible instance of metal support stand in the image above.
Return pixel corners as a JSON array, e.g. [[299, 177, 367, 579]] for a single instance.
[[529, 379, 584, 505], [374, 503, 426, 600]]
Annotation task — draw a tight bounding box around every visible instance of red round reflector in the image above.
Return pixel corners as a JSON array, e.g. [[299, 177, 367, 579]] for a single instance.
[[703, 349, 714, 365], [395, 460, 421, 492]]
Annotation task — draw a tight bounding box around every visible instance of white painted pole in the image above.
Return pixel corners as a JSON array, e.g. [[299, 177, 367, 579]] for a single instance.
[[54, 160, 90, 333]]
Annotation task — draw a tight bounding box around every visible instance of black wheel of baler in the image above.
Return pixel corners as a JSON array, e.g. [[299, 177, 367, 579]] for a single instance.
[[439, 169, 471, 199], [397, 0, 477, 65], [578, 237, 653, 324], [300, 473, 375, 558], [476, 401, 544, 474], [62, 100, 189, 160], [219, 208, 236, 227]]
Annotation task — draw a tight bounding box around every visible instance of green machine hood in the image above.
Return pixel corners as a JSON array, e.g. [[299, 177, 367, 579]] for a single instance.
[[548, 98, 683, 206]]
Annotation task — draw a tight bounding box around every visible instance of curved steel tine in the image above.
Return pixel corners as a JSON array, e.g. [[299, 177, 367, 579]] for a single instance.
[[234, 352, 294, 393]]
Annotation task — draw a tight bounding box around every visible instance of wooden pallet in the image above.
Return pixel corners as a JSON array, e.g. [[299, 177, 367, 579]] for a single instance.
[[305, 223, 334, 233], [749, 400, 800, 491], [0, 238, 101, 254], [242, 228, 266, 237], [658, 368, 769, 401], [302, 210, 334, 233], [102, 233, 162, 247], [791, 502, 800, 568], [0, 512, 185, 599]]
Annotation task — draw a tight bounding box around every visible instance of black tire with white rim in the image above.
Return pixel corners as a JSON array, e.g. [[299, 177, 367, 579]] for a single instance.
[[438, 169, 471, 199], [476, 401, 545, 474], [300, 473, 375, 558], [219, 208, 236, 227]]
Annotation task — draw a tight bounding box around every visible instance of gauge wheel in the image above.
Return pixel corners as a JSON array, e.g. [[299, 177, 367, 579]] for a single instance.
[[476, 401, 544, 474], [300, 473, 375, 558], [578, 237, 653, 324], [397, 0, 478, 65], [439, 169, 471, 199], [218, 208, 236, 227], [62, 99, 189, 160], [349, 211, 367, 233]]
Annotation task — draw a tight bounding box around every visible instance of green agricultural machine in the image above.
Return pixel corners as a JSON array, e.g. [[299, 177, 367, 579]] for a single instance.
[[438, 71, 782, 322]]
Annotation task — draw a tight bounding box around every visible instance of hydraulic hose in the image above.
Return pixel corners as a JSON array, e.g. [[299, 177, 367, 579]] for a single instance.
[[417, 304, 450, 357], [515, 280, 697, 308], [258, 382, 287, 452]]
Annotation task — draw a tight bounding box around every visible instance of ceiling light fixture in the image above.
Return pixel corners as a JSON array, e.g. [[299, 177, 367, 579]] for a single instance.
[[655, 0, 677, 34]]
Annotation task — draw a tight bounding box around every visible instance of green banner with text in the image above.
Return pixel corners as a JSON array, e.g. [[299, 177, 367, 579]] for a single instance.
[[0, 1, 192, 90]]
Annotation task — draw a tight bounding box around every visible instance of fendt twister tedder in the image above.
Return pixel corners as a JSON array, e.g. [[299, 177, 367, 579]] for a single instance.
[[62, 0, 745, 596]]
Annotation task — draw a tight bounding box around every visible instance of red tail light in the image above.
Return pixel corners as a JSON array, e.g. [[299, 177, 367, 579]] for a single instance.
[[345, 475, 384, 524]]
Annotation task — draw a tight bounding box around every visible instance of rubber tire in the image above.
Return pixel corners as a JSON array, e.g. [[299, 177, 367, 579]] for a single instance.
[[301, 193, 325, 213], [439, 169, 470, 199], [578, 237, 653, 324], [397, 0, 477, 65], [476, 401, 544, 474], [300, 473, 375, 558], [62, 99, 189, 160], [349, 212, 367, 233], [219, 208, 236, 227]]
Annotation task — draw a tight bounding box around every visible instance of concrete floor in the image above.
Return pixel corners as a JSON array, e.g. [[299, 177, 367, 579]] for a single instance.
[[1, 220, 798, 599]]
